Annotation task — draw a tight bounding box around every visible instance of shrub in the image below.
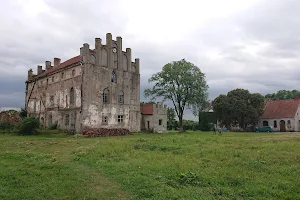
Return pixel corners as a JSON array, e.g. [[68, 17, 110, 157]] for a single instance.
[[48, 122, 58, 130], [0, 122, 15, 130], [19, 108, 27, 118], [17, 117, 40, 135], [0, 122, 15, 133]]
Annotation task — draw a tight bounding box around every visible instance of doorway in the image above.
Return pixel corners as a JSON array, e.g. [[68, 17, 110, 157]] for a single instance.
[[280, 120, 286, 132], [147, 121, 150, 130]]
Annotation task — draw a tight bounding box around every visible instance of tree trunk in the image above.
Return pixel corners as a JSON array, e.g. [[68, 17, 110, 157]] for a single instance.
[[179, 113, 184, 132]]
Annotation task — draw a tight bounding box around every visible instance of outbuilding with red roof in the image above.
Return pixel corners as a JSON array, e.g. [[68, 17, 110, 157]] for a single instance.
[[260, 97, 300, 132]]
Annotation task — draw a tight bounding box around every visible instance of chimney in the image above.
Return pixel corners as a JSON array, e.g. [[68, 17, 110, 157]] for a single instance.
[[45, 61, 51, 70], [37, 65, 43, 75], [54, 58, 61, 67], [28, 69, 33, 80]]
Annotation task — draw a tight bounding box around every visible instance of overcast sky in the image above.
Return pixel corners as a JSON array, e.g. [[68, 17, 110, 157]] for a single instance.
[[1, 0, 300, 119]]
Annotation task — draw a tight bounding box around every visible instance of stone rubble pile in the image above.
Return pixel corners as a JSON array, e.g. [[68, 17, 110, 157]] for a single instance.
[[82, 128, 131, 137]]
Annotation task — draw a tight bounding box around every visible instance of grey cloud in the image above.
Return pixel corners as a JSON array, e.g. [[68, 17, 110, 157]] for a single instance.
[[2, 0, 300, 120]]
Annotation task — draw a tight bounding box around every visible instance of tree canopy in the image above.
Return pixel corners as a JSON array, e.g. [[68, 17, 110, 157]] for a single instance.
[[213, 89, 265, 129], [144, 59, 208, 131], [265, 90, 300, 100]]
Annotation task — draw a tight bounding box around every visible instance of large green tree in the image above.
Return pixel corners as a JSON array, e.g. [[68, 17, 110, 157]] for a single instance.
[[213, 89, 265, 129], [144, 59, 209, 131]]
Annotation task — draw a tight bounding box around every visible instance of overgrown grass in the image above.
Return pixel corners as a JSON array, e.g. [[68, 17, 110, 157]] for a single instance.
[[0, 131, 299, 199]]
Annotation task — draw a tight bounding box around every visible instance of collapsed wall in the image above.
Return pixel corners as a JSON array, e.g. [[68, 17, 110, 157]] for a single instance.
[[0, 110, 21, 125]]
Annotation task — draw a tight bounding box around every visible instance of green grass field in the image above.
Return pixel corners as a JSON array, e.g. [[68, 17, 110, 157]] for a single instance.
[[0, 130, 300, 200]]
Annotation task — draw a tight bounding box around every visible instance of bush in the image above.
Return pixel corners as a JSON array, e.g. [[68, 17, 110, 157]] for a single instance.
[[0, 122, 15, 133], [0, 122, 15, 130], [19, 108, 27, 118], [17, 117, 40, 135], [48, 122, 58, 130]]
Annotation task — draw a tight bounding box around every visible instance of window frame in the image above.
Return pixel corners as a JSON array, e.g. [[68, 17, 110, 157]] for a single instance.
[[103, 88, 109, 104], [117, 115, 124, 123], [70, 87, 75, 105], [159, 119, 162, 125], [111, 71, 117, 83], [50, 95, 54, 107], [119, 90, 124, 104], [65, 114, 70, 126], [102, 116, 108, 124]]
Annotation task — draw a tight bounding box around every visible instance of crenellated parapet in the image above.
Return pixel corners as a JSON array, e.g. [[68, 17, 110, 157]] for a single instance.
[[80, 33, 140, 73]]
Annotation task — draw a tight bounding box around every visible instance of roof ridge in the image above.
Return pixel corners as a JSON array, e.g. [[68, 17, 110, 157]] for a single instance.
[[34, 55, 82, 79]]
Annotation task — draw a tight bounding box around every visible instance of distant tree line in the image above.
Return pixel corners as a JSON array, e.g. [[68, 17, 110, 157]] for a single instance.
[[265, 90, 300, 100]]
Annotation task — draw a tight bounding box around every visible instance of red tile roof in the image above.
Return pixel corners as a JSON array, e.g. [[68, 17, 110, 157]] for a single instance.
[[140, 104, 154, 115], [34, 55, 82, 79], [261, 99, 300, 119]]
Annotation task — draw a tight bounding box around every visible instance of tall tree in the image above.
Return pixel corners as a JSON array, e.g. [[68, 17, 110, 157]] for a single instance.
[[213, 89, 265, 129], [144, 59, 209, 131]]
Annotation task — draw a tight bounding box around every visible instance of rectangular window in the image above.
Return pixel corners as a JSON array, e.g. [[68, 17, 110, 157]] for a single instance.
[[102, 116, 108, 124], [118, 115, 123, 123], [50, 96, 54, 107], [159, 119, 162, 125], [103, 89, 109, 104], [65, 114, 69, 126]]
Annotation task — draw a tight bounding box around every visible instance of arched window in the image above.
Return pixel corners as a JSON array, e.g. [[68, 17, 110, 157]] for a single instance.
[[103, 88, 109, 103], [287, 120, 291, 128], [111, 71, 117, 83], [119, 90, 124, 104], [70, 87, 75, 105], [274, 120, 277, 128], [72, 69, 76, 76], [263, 121, 269, 126]]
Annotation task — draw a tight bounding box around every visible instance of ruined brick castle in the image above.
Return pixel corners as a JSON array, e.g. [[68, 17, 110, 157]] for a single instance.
[[25, 33, 167, 133]]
